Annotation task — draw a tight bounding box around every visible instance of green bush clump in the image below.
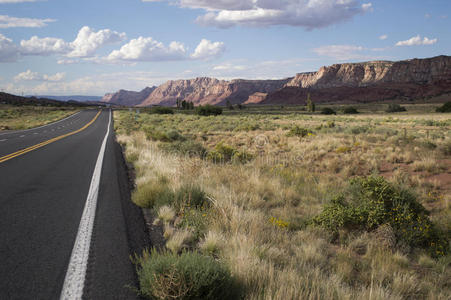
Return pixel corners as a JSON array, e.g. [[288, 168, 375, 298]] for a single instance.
[[150, 107, 174, 114], [175, 184, 208, 210], [135, 249, 240, 300], [207, 142, 253, 163], [132, 178, 174, 209], [159, 140, 207, 158], [313, 176, 449, 257], [196, 105, 223, 116], [286, 126, 313, 137], [343, 107, 359, 114], [386, 103, 407, 113], [436, 101, 451, 113], [321, 107, 337, 115], [143, 127, 186, 143]]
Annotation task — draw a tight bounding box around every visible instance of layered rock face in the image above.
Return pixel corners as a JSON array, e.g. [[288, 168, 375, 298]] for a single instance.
[[102, 86, 156, 106], [103, 56, 450, 106], [139, 77, 290, 107], [261, 55, 451, 104]]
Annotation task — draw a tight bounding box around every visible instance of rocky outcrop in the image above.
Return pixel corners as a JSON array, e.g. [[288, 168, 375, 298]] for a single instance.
[[102, 86, 156, 106], [103, 55, 451, 106], [261, 55, 451, 104], [139, 77, 290, 107]]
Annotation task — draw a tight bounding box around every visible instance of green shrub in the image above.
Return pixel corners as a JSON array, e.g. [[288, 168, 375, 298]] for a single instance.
[[286, 126, 313, 137], [313, 176, 449, 257], [386, 103, 407, 113], [135, 249, 240, 300], [343, 107, 359, 114], [143, 127, 185, 142], [132, 179, 174, 209], [321, 107, 336, 115], [175, 184, 208, 210], [196, 105, 223, 116], [207, 142, 253, 163], [436, 101, 451, 113], [159, 140, 207, 158], [151, 107, 174, 114]]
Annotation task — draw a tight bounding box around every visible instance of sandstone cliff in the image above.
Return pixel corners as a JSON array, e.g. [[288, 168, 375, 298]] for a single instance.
[[260, 55, 451, 104], [102, 86, 156, 106], [139, 77, 290, 107]]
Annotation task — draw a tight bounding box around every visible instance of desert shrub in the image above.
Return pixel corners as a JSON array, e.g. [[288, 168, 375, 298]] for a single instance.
[[207, 142, 253, 164], [120, 114, 141, 134], [436, 101, 451, 113], [175, 184, 208, 210], [132, 178, 174, 209], [348, 126, 370, 135], [143, 127, 185, 142], [313, 176, 449, 257], [438, 140, 451, 156], [321, 107, 337, 115], [135, 249, 239, 300], [286, 126, 313, 137], [150, 107, 174, 114], [343, 107, 359, 114], [159, 140, 207, 158], [386, 103, 407, 113], [196, 105, 223, 116]]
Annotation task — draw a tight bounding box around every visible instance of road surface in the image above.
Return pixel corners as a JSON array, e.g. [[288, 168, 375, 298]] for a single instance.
[[0, 109, 149, 299]]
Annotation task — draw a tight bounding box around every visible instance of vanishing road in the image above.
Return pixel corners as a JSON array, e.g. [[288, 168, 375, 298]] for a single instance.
[[0, 109, 149, 299]]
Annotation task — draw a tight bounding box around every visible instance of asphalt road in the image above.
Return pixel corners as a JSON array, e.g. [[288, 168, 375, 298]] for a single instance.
[[0, 109, 149, 299]]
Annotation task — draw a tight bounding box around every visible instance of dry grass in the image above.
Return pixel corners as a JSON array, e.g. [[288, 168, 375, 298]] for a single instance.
[[115, 109, 451, 299], [0, 106, 79, 130]]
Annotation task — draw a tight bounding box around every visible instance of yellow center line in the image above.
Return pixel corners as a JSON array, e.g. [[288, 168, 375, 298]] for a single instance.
[[0, 110, 102, 164]]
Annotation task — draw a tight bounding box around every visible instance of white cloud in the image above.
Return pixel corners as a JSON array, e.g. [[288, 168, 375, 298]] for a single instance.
[[395, 35, 437, 46], [191, 39, 225, 60], [67, 26, 127, 58], [14, 69, 66, 82], [106, 37, 187, 62], [144, 0, 372, 29], [0, 15, 55, 28], [0, 34, 19, 62], [379, 34, 388, 40], [18, 26, 126, 58], [20, 36, 70, 55]]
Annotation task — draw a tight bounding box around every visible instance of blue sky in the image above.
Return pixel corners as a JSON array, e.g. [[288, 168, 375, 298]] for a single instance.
[[0, 0, 449, 96]]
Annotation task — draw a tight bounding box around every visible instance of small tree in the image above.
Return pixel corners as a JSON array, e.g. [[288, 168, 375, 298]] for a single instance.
[[188, 101, 194, 110], [306, 93, 315, 112], [181, 100, 187, 110], [226, 100, 234, 110]]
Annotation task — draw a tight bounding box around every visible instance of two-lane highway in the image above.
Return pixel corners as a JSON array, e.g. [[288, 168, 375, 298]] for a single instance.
[[0, 109, 149, 299]]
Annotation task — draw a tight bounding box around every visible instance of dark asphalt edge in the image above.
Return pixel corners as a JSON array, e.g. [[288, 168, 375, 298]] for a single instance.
[[82, 114, 151, 300]]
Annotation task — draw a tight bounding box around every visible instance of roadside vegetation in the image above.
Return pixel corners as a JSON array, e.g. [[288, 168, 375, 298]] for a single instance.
[[0, 106, 80, 131], [115, 104, 451, 299]]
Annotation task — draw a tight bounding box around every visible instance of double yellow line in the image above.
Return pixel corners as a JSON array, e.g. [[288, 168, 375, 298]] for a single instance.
[[0, 110, 102, 164]]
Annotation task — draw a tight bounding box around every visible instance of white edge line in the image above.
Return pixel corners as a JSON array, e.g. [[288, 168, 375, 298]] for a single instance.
[[0, 111, 82, 136], [60, 109, 111, 300]]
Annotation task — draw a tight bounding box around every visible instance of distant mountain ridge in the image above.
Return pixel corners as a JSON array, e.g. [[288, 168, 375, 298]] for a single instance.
[[102, 55, 451, 107], [33, 95, 103, 102]]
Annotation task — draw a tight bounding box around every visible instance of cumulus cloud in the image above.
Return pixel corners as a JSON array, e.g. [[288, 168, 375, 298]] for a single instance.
[[379, 34, 388, 40], [18, 26, 126, 58], [191, 39, 225, 60], [14, 69, 66, 82], [106, 37, 187, 62], [0, 34, 19, 62], [0, 15, 55, 28], [395, 35, 437, 46], [104, 37, 224, 63], [144, 0, 372, 29], [67, 26, 127, 58], [20, 36, 70, 55]]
